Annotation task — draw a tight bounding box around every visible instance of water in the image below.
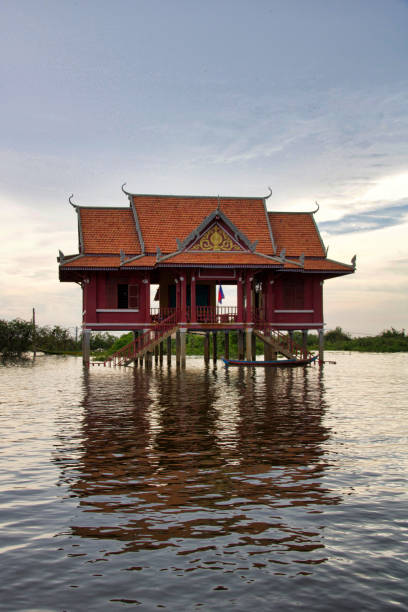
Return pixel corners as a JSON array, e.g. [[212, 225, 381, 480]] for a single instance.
[[0, 353, 407, 611]]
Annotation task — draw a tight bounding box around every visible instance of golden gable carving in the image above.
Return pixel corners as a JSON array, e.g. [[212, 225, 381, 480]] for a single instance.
[[190, 224, 242, 251]]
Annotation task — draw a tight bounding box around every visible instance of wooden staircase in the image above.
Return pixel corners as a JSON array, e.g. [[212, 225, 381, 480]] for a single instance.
[[254, 324, 315, 361], [103, 313, 178, 367]]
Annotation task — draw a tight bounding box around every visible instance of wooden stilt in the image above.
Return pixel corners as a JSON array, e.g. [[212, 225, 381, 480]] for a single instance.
[[159, 340, 164, 364], [204, 332, 210, 362], [245, 328, 252, 361], [318, 329, 324, 363], [264, 332, 273, 360], [132, 330, 139, 366], [224, 331, 230, 360], [238, 330, 245, 360], [154, 344, 159, 365], [288, 330, 294, 354], [302, 330, 308, 358], [180, 328, 186, 368], [82, 329, 91, 366], [251, 331, 256, 361], [212, 331, 217, 362], [167, 335, 172, 365], [176, 330, 181, 367]]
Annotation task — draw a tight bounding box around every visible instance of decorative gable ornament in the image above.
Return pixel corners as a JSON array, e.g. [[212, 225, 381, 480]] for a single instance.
[[189, 223, 242, 252]]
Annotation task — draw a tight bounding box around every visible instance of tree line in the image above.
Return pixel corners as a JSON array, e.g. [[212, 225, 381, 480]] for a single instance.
[[1, 318, 407, 361], [0, 318, 115, 360]]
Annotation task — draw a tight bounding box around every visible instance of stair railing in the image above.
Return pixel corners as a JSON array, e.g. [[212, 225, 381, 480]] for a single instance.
[[104, 311, 177, 366]]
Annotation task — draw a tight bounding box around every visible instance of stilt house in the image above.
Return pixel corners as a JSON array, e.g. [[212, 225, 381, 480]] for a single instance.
[[58, 188, 355, 365]]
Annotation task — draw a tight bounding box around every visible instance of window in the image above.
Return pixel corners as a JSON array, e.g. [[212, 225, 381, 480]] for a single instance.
[[283, 277, 304, 309], [117, 284, 139, 309]]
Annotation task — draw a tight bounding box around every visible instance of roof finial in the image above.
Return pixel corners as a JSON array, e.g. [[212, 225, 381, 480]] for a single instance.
[[68, 194, 77, 208], [312, 201, 320, 214], [217, 195, 221, 211], [264, 187, 273, 199], [351, 254, 357, 269], [121, 182, 131, 196]]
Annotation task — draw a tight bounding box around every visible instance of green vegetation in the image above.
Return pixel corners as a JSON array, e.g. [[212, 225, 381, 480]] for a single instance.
[[1, 318, 407, 362], [0, 318, 116, 360], [303, 327, 408, 353]]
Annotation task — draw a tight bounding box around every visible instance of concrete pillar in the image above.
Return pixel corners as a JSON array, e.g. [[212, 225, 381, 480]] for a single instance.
[[204, 332, 210, 363], [82, 329, 91, 366], [245, 327, 253, 361], [238, 330, 245, 360], [302, 330, 308, 358], [318, 329, 324, 363], [180, 328, 186, 368], [212, 331, 217, 362], [167, 335, 172, 365], [224, 331, 230, 359]]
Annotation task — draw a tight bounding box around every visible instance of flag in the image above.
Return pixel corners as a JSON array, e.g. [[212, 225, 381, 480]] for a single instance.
[[218, 285, 225, 304]]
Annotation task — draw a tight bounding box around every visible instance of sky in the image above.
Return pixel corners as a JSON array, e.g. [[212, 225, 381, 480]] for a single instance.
[[1, 0, 407, 336]]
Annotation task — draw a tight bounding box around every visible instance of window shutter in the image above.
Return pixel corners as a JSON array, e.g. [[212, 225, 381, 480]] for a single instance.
[[128, 284, 139, 308], [284, 278, 304, 308], [105, 279, 116, 308]]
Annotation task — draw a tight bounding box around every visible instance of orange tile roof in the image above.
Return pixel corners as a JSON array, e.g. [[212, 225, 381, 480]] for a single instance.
[[284, 258, 353, 272], [59, 197, 352, 276], [61, 255, 156, 268], [268, 212, 325, 257], [159, 252, 280, 265], [79, 208, 141, 254], [62, 255, 121, 267], [133, 195, 273, 254]]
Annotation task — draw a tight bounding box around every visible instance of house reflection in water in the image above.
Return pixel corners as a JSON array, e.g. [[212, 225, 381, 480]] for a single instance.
[[53, 365, 341, 574]]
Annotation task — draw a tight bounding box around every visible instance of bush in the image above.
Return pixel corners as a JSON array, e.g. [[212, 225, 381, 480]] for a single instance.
[[0, 318, 33, 358], [324, 327, 351, 343]]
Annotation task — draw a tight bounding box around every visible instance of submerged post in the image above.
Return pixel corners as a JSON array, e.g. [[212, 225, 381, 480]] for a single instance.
[[318, 329, 324, 363], [132, 330, 139, 366], [245, 327, 253, 361], [288, 330, 294, 354], [167, 335, 172, 365], [176, 330, 181, 367], [180, 328, 186, 368], [204, 332, 210, 363], [212, 331, 217, 362], [144, 328, 152, 369], [238, 330, 245, 360], [82, 329, 91, 366], [302, 330, 308, 358], [224, 331, 230, 360], [251, 332, 256, 361], [264, 329, 273, 361]]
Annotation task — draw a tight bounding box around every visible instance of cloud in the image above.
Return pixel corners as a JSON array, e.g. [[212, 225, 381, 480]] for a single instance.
[[320, 199, 408, 234]]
